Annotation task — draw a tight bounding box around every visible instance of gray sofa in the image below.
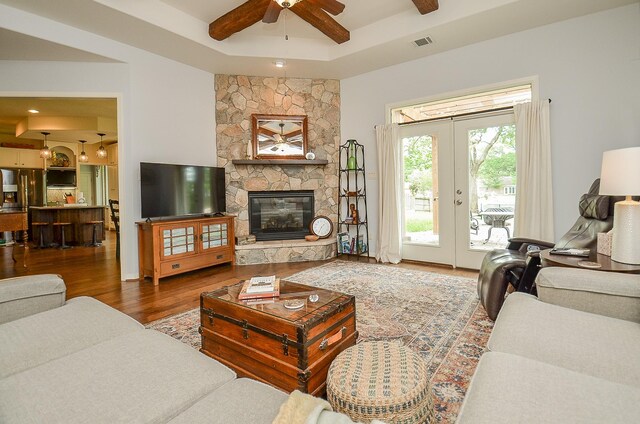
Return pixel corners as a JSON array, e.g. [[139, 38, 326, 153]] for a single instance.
[[457, 267, 640, 423], [0, 274, 372, 424]]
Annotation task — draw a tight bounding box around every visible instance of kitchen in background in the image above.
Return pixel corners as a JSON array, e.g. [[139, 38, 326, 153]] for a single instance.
[[0, 97, 118, 245]]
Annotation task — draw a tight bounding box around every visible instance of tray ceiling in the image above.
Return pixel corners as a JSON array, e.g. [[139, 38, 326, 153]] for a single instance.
[[0, 0, 636, 79]]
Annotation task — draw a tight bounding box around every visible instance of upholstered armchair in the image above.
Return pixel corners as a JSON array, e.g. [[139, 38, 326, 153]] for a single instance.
[[477, 179, 617, 320]]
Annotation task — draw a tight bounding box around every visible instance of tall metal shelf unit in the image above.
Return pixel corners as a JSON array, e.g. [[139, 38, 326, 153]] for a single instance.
[[337, 139, 370, 259]]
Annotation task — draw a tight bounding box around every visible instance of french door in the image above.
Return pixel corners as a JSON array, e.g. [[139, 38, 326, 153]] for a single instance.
[[400, 113, 516, 269]]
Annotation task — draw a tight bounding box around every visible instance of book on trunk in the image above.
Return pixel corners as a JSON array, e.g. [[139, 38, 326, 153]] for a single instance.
[[238, 278, 280, 300]]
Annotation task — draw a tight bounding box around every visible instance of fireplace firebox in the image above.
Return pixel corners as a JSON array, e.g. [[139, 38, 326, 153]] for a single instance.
[[249, 191, 314, 241]]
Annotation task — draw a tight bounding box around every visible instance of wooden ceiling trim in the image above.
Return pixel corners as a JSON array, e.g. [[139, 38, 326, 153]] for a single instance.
[[412, 0, 439, 15], [209, 0, 272, 41], [290, 2, 350, 44]]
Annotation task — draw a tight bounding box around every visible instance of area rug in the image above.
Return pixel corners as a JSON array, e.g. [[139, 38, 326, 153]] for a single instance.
[[146, 260, 493, 423]]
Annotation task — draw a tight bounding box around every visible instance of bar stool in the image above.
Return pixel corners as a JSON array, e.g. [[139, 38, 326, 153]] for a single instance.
[[31, 222, 50, 249], [52, 222, 72, 249], [84, 220, 103, 247]]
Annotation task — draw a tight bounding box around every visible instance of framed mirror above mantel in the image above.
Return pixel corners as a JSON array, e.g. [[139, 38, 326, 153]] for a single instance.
[[252, 114, 308, 160]]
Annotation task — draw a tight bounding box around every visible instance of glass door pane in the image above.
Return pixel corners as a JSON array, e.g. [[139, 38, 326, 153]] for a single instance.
[[467, 124, 516, 250], [402, 134, 438, 246]]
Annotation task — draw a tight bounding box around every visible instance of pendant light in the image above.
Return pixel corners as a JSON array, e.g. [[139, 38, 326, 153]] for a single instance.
[[96, 133, 108, 159], [40, 132, 52, 159], [78, 140, 89, 163]]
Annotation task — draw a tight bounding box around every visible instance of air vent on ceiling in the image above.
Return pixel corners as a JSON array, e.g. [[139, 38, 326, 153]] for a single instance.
[[412, 36, 433, 47]]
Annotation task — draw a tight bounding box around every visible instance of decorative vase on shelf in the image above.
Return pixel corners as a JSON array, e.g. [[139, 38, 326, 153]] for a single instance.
[[246, 140, 253, 159], [347, 139, 357, 170]]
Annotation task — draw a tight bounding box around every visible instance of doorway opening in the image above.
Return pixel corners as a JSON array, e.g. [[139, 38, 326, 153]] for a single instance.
[[0, 96, 121, 276]]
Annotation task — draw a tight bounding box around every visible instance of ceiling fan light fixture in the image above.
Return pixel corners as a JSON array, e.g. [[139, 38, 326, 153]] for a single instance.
[[39, 131, 52, 159], [96, 133, 108, 159], [276, 0, 301, 8]]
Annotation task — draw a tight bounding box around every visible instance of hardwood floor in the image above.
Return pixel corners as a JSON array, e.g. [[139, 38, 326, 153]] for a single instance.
[[0, 231, 478, 324]]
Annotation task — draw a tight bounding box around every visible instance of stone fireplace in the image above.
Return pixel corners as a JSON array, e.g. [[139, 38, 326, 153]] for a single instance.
[[249, 190, 314, 241], [215, 74, 340, 264]]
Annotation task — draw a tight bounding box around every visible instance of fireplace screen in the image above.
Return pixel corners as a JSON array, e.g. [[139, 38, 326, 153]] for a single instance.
[[249, 191, 314, 241]]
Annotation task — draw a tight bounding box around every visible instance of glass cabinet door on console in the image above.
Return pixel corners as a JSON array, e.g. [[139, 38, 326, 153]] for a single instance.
[[161, 224, 196, 259], [200, 222, 229, 250]]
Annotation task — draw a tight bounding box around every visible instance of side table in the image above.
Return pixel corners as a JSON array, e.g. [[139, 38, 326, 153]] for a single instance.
[[540, 249, 640, 274]]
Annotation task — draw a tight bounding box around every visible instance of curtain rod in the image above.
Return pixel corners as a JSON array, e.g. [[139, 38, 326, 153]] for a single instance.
[[377, 99, 552, 128]]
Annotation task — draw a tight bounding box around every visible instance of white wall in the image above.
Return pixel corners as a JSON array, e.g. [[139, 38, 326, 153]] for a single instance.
[[0, 4, 216, 280], [341, 4, 640, 254]]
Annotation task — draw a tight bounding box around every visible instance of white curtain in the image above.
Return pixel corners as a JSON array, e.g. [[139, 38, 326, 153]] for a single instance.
[[375, 123, 402, 263], [513, 100, 554, 242]]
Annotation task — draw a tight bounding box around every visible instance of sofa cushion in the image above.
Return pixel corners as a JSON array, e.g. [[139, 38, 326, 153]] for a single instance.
[[168, 378, 288, 424], [0, 296, 143, 379], [456, 352, 640, 423], [0, 330, 236, 424], [536, 267, 640, 322], [0, 274, 65, 324], [488, 292, 640, 387]]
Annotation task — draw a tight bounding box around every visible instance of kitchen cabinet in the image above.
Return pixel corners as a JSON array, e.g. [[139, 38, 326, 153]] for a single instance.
[[136, 215, 235, 285], [0, 148, 43, 169], [107, 144, 118, 165]]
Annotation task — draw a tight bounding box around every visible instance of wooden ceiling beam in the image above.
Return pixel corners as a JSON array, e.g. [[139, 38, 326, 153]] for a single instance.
[[263, 1, 283, 23], [209, 0, 271, 41], [412, 0, 439, 15], [290, 2, 350, 44]]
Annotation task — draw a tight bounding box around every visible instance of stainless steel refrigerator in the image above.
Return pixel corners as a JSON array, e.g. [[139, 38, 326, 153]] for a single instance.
[[1, 168, 45, 210], [1, 168, 45, 243]]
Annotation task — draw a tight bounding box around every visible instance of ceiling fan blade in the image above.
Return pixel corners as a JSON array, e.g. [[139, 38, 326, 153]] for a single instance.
[[412, 0, 439, 15], [306, 0, 345, 16], [263, 1, 283, 23], [290, 2, 350, 44], [209, 0, 272, 41]]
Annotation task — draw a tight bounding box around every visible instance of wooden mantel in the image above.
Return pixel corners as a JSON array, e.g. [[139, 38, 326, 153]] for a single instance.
[[231, 159, 328, 166]]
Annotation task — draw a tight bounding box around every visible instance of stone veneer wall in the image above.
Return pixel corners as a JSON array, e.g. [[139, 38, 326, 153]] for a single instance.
[[215, 74, 340, 240]]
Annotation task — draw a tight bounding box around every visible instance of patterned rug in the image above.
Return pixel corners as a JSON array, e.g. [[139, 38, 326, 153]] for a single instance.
[[147, 260, 493, 423]]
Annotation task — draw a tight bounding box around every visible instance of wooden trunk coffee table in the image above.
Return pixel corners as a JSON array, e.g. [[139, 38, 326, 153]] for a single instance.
[[200, 280, 357, 396]]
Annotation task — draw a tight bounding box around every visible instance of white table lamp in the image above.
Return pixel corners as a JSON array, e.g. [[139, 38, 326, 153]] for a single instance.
[[599, 146, 640, 265]]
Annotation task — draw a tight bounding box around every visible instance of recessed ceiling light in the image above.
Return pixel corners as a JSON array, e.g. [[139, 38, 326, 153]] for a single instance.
[[274, 60, 286, 68], [28, 109, 39, 114]]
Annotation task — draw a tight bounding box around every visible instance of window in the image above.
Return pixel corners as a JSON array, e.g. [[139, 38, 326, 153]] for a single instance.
[[504, 185, 516, 195], [391, 85, 532, 123]]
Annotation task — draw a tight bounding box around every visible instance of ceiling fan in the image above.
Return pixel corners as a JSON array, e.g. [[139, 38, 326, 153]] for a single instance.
[[209, 0, 439, 45], [260, 122, 303, 152], [210, 0, 349, 44]]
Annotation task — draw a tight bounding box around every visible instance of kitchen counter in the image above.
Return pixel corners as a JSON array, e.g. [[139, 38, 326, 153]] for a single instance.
[[30, 206, 106, 246], [30, 205, 106, 210]]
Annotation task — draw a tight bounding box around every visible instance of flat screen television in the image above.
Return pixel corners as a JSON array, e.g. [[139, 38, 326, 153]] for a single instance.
[[140, 162, 226, 219]]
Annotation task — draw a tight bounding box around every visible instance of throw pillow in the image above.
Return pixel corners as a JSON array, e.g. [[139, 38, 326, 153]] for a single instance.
[[579, 194, 609, 220]]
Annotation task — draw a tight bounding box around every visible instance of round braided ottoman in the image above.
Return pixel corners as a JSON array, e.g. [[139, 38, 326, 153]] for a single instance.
[[326, 341, 434, 424]]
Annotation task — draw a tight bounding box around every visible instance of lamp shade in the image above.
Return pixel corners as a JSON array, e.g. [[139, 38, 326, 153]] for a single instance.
[[599, 147, 640, 196]]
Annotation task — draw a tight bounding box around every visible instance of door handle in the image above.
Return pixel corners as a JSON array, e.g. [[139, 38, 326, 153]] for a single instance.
[[456, 189, 462, 195], [455, 200, 462, 206]]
